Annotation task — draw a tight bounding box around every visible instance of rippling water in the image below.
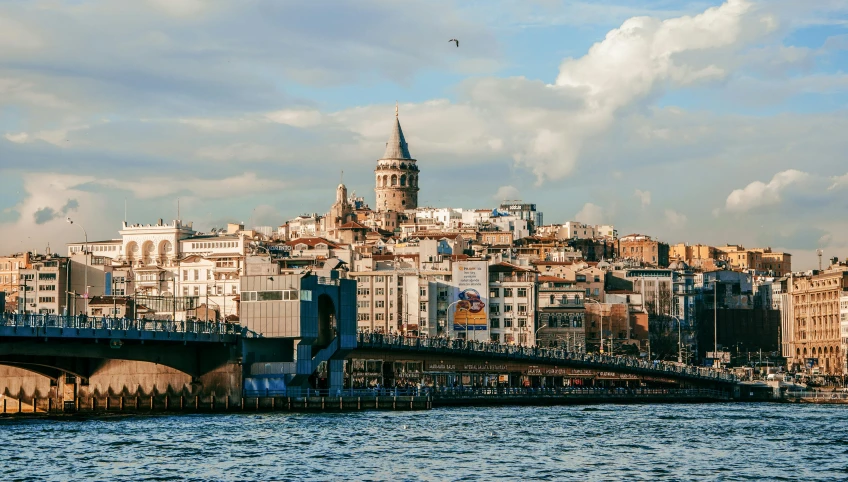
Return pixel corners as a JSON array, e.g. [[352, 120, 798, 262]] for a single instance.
[[2, 403, 847, 481]]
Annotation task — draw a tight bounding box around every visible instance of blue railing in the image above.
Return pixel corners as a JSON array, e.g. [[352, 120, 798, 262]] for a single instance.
[[357, 332, 737, 382], [0, 312, 242, 336]]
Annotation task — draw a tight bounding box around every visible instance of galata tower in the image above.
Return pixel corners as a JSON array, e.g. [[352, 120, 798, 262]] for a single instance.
[[374, 104, 419, 212]]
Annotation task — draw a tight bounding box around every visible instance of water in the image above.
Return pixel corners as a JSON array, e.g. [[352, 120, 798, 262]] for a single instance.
[[2, 403, 847, 481]]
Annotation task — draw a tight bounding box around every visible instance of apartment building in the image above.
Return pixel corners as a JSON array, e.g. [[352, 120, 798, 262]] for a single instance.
[[790, 270, 848, 375]]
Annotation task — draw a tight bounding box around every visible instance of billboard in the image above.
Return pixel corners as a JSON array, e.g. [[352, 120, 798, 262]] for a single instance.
[[451, 261, 488, 333]]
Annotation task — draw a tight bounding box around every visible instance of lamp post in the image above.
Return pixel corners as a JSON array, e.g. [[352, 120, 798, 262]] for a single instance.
[[534, 323, 547, 348], [18, 275, 29, 314], [671, 315, 683, 364], [707, 278, 719, 367], [67, 218, 88, 316]]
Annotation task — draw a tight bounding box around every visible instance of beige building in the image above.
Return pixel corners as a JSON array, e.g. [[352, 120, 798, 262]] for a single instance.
[[0, 252, 31, 312], [791, 270, 847, 375], [617, 234, 669, 267]]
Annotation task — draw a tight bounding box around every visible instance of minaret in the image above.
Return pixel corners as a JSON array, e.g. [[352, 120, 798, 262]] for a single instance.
[[374, 103, 419, 212]]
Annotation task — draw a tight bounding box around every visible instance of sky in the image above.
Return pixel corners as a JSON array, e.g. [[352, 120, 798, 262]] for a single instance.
[[1, 0, 848, 270]]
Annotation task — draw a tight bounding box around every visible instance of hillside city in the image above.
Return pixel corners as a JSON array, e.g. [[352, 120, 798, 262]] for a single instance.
[[1, 112, 844, 382]]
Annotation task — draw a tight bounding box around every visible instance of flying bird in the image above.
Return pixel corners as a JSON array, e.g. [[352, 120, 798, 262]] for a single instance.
[[449, 38, 459, 47]]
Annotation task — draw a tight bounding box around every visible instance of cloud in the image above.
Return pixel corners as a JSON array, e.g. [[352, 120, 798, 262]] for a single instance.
[[828, 172, 848, 191], [266, 109, 323, 128], [493, 185, 520, 202], [725, 169, 809, 212], [93, 172, 288, 200], [575, 202, 605, 225], [32, 198, 81, 225], [634, 189, 651, 208], [664, 209, 687, 228]]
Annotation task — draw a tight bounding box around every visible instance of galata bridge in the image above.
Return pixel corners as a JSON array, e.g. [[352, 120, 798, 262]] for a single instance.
[[0, 273, 737, 414]]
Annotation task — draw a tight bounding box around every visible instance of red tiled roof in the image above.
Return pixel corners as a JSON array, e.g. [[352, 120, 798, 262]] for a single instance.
[[339, 221, 367, 230], [538, 275, 570, 283]]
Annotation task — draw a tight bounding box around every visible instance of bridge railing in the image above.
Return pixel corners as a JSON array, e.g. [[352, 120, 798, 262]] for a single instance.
[[356, 332, 737, 382], [0, 312, 242, 336], [428, 387, 730, 400]]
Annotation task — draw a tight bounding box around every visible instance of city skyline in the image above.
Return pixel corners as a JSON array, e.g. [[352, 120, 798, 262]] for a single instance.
[[2, 0, 848, 270]]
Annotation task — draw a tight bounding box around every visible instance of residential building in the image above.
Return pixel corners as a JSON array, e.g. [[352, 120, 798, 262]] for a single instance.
[[0, 252, 31, 312], [19, 255, 69, 315], [617, 234, 669, 267], [488, 262, 537, 345], [535, 275, 585, 351]]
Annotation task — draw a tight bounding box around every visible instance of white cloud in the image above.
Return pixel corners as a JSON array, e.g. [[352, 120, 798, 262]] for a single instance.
[[195, 143, 280, 162], [634, 189, 651, 208], [94, 172, 288, 200], [266, 109, 324, 128], [575, 202, 605, 225], [664, 209, 687, 228], [828, 172, 848, 191], [4, 132, 29, 143], [725, 169, 809, 212], [146, 0, 207, 17], [493, 185, 520, 201]]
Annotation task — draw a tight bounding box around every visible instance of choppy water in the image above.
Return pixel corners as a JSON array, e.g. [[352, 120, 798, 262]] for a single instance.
[[1, 403, 847, 481]]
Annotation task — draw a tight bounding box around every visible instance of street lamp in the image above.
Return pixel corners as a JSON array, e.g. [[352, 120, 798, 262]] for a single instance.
[[671, 315, 683, 364], [707, 278, 719, 367], [534, 323, 547, 347], [67, 218, 88, 316]]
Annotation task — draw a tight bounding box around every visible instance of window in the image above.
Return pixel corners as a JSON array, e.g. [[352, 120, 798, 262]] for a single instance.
[[193, 286, 199, 296], [207, 270, 212, 280], [489, 303, 500, 314], [375, 313, 385, 321], [593, 288, 600, 296], [193, 269, 199, 281], [490, 288, 500, 298], [183, 270, 188, 281], [357, 288, 370, 296], [41, 285, 56, 291], [518, 304, 527, 314], [504, 288, 513, 297], [503, 318, 513, 328], [358, 300, 370, 308], [38, 273, 56, 281], [420, 302, 427, 312], [375, 300, 385, 308], [38, 296, 55, 303], [518, 318, 527, 328], [517, 288, 527, 298], [183, 287, 189, 296], [504, 305, 513, 313], [375, 288, 384, 295], [358, 313, 370, 321], [490, 334, 500, 343], [375, 276, 384, 282], [491, 318, 500, 328], [241, 290, 300, 302], [420, 288, 427, 297]]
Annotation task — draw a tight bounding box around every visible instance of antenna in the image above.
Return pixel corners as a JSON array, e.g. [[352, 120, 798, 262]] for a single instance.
[[124, 198, 127, 223], [177, 198, 180, 221], [817, 249, 823, 271]]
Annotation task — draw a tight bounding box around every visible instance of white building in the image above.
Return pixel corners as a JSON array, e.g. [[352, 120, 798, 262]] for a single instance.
[[488, 262, 537, 345]]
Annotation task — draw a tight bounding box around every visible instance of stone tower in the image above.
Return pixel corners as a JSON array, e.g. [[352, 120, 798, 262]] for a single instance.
[[375, 105, 419, 212]]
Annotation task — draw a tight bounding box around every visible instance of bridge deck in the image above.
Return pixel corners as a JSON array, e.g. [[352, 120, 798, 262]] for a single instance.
[[356, 333, 737, 385], [0, 313, 240, 344]]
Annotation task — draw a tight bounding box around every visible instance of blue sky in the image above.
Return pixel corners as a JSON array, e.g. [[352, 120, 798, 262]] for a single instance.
[[1, 0, 848, 269]]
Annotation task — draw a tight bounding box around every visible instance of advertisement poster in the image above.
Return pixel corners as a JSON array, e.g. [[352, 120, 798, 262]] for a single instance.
[[451, 261, 488, 333]]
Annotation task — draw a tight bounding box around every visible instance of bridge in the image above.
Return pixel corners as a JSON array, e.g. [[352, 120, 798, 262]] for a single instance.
[[1, 312, 735, 408], [355, 333, 737, 387], [0, 313, 241, 382]]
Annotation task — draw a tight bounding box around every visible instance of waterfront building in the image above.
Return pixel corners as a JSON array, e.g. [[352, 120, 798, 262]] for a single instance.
[[18, 255, 69, 315], [790, 270, 847, 375], [488, 262, 537, 345], [535, 275, 586, 351]]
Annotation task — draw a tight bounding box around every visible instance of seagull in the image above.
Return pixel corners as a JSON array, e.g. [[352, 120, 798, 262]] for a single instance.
[[449, 39, 459, 47]]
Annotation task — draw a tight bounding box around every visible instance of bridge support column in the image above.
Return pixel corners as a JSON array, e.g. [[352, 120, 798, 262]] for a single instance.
[[328, 359, 344, 395]]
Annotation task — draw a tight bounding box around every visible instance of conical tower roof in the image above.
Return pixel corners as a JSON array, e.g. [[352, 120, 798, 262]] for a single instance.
[[382, 116, 412, 160]]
